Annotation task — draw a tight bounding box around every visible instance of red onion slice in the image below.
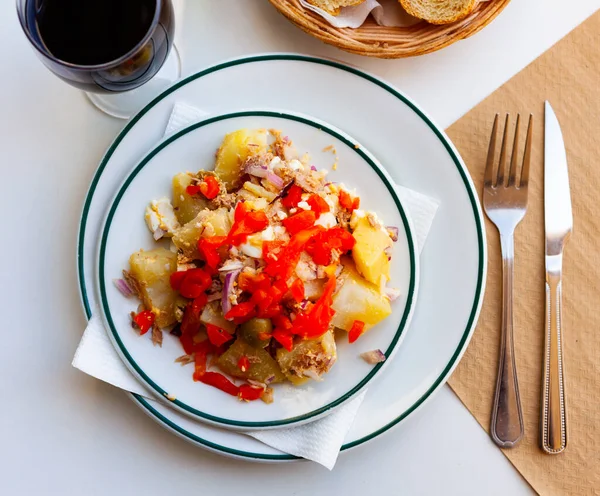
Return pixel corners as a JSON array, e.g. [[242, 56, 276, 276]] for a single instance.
[[219, 260, 244, 272], [266, 171, 284, 189], [113, 278, 134, 298], [152, 227, 166, 241], [243, 162, 268, 178], [386, 226, 399, 242], [360, 349, 386, 364], [384, 287, 401, 301], [222, 269, 241, 316]]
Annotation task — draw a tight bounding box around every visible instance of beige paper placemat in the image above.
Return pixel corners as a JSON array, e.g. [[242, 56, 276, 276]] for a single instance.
[[446, 10, 600, 496]]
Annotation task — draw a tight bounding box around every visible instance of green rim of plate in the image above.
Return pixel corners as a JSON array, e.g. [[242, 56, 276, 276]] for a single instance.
[[98, 110, 417, 428], [77, 53, 485, 458]]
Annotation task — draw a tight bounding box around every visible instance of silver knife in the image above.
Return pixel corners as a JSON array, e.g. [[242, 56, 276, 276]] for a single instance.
[[541, 101, 572, 454]]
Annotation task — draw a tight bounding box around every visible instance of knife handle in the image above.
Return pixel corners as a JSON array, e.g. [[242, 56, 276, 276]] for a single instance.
[[541, 258, 568, 454]]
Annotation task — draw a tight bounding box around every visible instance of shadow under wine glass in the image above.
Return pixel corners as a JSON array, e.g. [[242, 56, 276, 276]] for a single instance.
[[16, 0, 181, 119]]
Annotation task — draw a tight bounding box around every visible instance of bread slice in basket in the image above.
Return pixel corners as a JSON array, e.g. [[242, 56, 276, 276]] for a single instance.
[[307, 0, 366, 16], [399, 0, 477, 24]]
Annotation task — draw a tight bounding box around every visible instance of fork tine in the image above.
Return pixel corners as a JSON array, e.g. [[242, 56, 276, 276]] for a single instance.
[[497, 114, 510, 187], [485, 114, 499, 188], [519, 114, 533, 188], [507, 114, 521, 187]]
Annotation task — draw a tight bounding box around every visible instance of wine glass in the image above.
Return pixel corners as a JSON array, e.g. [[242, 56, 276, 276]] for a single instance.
[[16, 0, 181, 119]]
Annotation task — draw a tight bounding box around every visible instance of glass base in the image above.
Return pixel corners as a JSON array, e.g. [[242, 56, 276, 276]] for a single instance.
[[86, 44, 181, 120]]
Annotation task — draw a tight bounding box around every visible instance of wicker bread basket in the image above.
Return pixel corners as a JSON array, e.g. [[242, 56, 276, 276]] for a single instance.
[[268, 0, 511, 58]]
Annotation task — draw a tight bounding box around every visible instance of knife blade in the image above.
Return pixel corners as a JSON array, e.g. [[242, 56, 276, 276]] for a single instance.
[[545, 101, 573, 254], [541, 101, 572, 454]]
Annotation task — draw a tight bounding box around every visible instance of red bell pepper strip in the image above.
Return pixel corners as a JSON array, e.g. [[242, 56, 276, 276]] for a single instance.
[[198, 236, 227, 270], [271, 314, 292, 331], [227, 208, 269, 246], [238, 384, 265, 401], [180, 294, 208, 337], [238, 271, 271, 293], [192, 339, 213, 381], [237, 355, 250, 373], [262, 240, 285, 264], [199, 175, 220, 199], [244, 211, 269, 231], [290, 279, 305, 302], [291, 276, 336, 339], [258, 304, 282, 319], [133, 310, 155, 335], [179, 333, 195, 355], [305, 227, 356, 265], [225, 302, 256, 320], [169, 270, 187, 291], [281, 184, 303, 209], [283, 210, 317, 235], [348, 320, 366, 344], [186, 184, 200, 195], [269, 279, 288, 302], [234, 201, 249, 221], [307, 194, 330, 218], [206, 324, 234, 347], [273, 329, 294, 351], [264, 225, 324, 280], [339, 189, 361, 211], [251, 289, 273, 315], [198, 372, 239, 396], [179, 268, 212, 299]]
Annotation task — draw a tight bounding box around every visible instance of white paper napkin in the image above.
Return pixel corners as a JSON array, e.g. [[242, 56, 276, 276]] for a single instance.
[[73, 101, 439, 469], [300, 0, 488, 29]]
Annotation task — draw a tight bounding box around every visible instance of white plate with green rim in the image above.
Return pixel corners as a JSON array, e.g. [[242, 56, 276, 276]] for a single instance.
[[79, 54, 486, 458], [98, 110, 418, 430]]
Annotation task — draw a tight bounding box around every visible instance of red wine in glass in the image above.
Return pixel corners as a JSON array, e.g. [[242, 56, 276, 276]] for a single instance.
[[17, 0, 178, 117]]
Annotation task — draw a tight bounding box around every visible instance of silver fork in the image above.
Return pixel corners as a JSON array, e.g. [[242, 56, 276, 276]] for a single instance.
[[483, 113, 533, 448]]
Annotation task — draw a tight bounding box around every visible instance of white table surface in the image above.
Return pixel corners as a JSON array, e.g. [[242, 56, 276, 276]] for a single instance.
[[1, 0, 598, 494]]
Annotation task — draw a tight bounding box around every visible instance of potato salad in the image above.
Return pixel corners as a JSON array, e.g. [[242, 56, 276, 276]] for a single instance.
[[115, 129, 401, 403]]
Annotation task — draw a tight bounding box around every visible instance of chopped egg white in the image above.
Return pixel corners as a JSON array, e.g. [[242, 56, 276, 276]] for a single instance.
[[145, 197, 180, 237], [240, 226, 275, 258], [288, 159, 303, 171], [269, 156, 283, 170], [273, 226, 287, 237], [314, 212, 337, 228]]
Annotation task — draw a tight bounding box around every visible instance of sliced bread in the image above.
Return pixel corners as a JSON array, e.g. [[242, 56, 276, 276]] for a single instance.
[[399, 0, 477, 25], [306, 0, 366, 16]]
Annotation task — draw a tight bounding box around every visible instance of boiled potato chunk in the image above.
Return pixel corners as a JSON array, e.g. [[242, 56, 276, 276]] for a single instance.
[[331, 257, 391, 332], [128, 248, 178, 327], [276, 331, 337, 385], [172, 207, 231, 259], [172, 173, 209, 225], [214, 129, 267, 191], [200, 301, 236, 334], [352, 217, 392, 285], [217, 339, 285, 384]]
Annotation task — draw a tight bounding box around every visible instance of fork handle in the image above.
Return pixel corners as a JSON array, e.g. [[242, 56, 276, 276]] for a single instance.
[[540, 258, 568, 454], [490, 233, 524, 448]]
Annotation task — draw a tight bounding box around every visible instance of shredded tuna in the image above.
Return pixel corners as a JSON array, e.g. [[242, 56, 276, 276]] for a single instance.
[[175, 354, 195, 365], [151, 324, 163, 347]]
